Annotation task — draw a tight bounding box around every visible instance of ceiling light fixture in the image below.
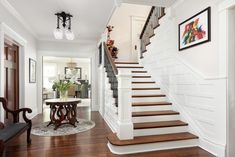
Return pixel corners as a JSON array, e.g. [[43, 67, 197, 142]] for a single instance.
[[67, 58, 77, 70], [53, 11, 75, 40]]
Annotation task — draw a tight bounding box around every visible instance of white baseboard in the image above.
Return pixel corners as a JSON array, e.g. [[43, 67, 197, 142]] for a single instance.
[[104, 114, 118, 133], [199, 138, 226, 157]]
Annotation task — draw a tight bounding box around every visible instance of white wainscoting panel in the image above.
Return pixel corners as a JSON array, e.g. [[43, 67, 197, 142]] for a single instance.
[[140, 11, 226, 157]]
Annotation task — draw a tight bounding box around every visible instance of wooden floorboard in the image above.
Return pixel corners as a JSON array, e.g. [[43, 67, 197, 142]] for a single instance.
[[4, 107, 215, 157]]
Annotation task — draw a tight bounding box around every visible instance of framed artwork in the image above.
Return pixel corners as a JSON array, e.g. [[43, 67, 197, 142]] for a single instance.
[[178, 7, 211, 51], [65, 67, 82, 79], [29, 58, 36, 83]]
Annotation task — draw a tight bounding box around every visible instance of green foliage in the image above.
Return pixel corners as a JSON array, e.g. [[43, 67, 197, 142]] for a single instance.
[[53, 80, 72, 92]]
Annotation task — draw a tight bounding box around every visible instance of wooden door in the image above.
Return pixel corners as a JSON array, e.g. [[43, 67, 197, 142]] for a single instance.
[[4, 42, 19, 122]]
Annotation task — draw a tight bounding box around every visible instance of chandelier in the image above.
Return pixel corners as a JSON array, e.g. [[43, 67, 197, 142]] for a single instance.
[[67, 58, 77, 70], [53, 11, 75, 40]]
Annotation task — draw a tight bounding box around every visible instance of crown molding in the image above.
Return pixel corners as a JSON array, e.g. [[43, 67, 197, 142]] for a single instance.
[[0, 0, 38, 38]]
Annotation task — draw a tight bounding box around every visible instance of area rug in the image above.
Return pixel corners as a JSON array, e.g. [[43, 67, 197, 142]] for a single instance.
[[31, 119, 95, 137]]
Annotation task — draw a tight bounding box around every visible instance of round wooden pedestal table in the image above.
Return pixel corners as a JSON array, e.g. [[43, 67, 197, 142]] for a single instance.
[[45, 98, 81, 130]]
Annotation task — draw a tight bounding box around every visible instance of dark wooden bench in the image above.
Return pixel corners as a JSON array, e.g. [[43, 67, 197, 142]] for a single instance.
[[0, 97, 32, 157]]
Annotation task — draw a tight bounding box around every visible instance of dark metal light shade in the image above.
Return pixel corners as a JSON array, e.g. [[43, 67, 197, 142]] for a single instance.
[[54, 11, 75, 40]]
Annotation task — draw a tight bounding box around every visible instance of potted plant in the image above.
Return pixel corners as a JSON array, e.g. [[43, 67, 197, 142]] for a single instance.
[[53, 80, 72, 100]]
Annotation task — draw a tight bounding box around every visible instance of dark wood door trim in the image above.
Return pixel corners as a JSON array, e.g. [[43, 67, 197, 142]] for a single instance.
[[4, 41, 20, 121]]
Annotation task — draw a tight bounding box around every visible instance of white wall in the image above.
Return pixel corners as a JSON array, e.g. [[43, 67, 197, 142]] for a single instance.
[[108, 3, 150, 61], [37, 40, 99, 112], [0, 3, 38, 120], [43, 60, 91, 84], [228, 7, 235, 157], [172, 0, 223, 77], [141, 0, 227, 156]]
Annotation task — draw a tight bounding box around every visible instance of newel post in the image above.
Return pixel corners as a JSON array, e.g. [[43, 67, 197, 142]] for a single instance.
[[117, 69, 133, 140]]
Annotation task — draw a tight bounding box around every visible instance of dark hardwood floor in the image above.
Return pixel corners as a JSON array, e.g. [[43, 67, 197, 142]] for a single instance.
[[4, 107, 215, 157]]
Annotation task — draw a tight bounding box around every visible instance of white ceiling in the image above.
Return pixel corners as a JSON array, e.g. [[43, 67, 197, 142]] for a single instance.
[[122, 0, 176, 7], [6, 0, 116, 42]]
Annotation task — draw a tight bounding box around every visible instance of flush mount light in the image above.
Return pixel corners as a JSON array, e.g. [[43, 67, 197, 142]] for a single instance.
[[53, 11, 75, 40]]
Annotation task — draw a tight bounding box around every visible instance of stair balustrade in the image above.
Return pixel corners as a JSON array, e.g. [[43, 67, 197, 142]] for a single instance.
[[103, 43, 133, 140], [104, 43, 118, 105], [140, 6, 165, 59]]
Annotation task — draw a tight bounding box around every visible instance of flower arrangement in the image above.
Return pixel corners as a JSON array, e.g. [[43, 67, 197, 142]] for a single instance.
[[106, 25, 118, 59], [53, 80, 72, 100]]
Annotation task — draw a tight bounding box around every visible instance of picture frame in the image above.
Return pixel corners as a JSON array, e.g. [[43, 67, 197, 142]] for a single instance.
[[29, 58, 36, 83], [64, 67, 82, 79], [178, 7, 211, 51]]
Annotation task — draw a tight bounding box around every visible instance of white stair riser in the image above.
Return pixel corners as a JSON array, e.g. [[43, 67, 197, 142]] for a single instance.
[[132, 105, 172, 112], [132, 78, 153, 82], [108, 139, 199, 155], [118, 68, 145, 72], [115, 64, 140, 67], [132, 97, 166, 103], [131, 73, 149, 76], [132, 90, 162, 95], [132, 115, 180, 123], [132, 84, 159, 88], [134, 126, 188, 136]]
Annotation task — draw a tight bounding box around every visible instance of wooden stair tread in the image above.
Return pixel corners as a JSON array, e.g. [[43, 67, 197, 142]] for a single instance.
[[142, 50, 147, 53], [146, 42, 151, 46], [132, 102, 172, 106], [149, 33, 155, 38], [153, 24, 160, 29], [132, 76, 151, 78], [132, 81, 155, 84], [134, 120, 188, 129], [115, 62, 139, 64], [132, 71, 147, 73], [132, 94, 165, 98], [132, 88, 160, 90], [132, 110, 179, 117], [117, 66, 144, 68], [107, 132, 198, 146]]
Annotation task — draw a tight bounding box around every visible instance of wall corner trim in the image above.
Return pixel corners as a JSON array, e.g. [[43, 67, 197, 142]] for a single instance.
[[0, 0, 37, 38]]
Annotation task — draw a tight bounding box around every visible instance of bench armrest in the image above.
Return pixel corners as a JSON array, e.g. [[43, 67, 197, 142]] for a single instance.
[[0, 98, 32, 124]]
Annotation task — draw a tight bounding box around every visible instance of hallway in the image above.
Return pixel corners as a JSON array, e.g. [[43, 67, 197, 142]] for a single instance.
[[4, 108, 214, 157]]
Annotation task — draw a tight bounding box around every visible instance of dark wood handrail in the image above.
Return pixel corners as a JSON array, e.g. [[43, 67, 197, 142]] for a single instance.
[[104, 42, 118, 75], [140, 6, 155, 39], [139, 7, 165, 59]]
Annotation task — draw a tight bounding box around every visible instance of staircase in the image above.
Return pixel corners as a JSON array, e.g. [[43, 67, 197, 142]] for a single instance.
[[107, 61, 199, 154]]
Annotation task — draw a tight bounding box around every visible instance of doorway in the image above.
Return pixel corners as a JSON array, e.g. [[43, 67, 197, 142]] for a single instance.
[[131, 16, 146, 61], [4, 40, 19, 122], [41, 56, 92, 120]]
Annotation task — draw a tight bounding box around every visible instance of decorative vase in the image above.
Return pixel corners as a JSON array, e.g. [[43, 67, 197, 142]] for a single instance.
[[60, 90, 68, 100]]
